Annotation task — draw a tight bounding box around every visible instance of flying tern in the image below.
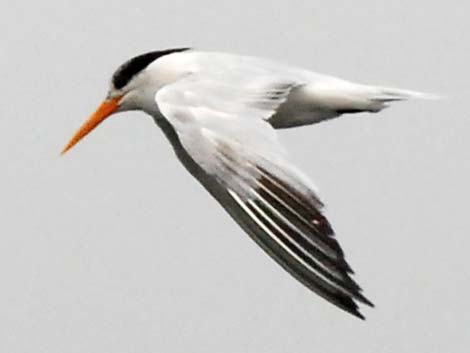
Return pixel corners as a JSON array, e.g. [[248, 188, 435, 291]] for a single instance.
[[62, 48, 434, 319]]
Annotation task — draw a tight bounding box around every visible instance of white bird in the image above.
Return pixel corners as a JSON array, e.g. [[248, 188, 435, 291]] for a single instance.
[[62, 48, 434, 319]]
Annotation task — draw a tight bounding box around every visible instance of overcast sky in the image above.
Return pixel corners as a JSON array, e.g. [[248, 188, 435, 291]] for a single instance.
[[1, 1, 469, 352]]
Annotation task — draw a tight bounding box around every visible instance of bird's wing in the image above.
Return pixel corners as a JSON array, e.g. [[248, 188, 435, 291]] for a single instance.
[[155, 74, 373, 318]]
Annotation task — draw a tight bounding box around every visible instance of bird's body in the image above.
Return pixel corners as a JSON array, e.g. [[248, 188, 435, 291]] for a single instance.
[[114, 49, 429, 128], [62, 48, 434, 319]]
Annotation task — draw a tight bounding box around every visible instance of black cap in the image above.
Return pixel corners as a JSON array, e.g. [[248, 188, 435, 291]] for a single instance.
[[112, 48, 190, 89]]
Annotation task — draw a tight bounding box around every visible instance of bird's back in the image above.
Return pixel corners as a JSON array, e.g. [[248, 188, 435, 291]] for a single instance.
[[153, 50, 423, 129]]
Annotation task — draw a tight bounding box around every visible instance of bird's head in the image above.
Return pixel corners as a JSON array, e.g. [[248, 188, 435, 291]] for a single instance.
[[61, 48, 190, 155]]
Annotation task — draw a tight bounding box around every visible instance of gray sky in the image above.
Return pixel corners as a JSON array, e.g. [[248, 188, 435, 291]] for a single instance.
[[1, 1, 469, 352]]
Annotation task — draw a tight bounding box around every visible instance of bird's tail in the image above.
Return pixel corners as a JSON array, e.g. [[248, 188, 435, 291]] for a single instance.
[[370, 86, 440, 104], [277, 81, 440, 128], [336, 84, 440, 114]]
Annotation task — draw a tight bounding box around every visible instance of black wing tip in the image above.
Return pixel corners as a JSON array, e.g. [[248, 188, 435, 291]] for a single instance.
[[329, 296, 365, 320], [358, 294, 375, 308], [349, 274, 374, 307], [348, 276, 374, 307], [339, 295, 374, 320], [352, 310, 366, 320], [226, 165, 376, 320]]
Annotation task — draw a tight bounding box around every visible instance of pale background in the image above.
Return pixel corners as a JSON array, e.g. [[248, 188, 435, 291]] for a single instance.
[[1, 1, 469, 352]]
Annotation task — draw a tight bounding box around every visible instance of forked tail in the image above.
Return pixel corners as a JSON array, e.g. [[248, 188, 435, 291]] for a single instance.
[[371, 86, 440, 103]]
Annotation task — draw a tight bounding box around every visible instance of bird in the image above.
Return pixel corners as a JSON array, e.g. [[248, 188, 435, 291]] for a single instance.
[[62, 48, 435, 319]]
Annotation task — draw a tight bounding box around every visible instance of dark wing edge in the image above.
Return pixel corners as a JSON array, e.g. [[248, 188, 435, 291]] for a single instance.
[[207, 165, 374, 319]]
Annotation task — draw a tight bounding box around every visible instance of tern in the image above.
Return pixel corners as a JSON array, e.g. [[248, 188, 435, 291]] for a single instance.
[[62, 48, 434, 319]]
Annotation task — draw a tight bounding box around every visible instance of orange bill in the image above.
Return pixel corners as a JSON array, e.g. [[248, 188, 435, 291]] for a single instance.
[[61, 96, 122, 155]]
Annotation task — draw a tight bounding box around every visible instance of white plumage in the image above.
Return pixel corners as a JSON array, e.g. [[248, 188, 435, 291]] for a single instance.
[[62, 48, 436, 319]]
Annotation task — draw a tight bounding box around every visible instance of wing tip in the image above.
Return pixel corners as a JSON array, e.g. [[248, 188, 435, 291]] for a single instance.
[[353, 310, 366, 320], [355, 293, 375, 310], [341, 294, 374, 320]]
